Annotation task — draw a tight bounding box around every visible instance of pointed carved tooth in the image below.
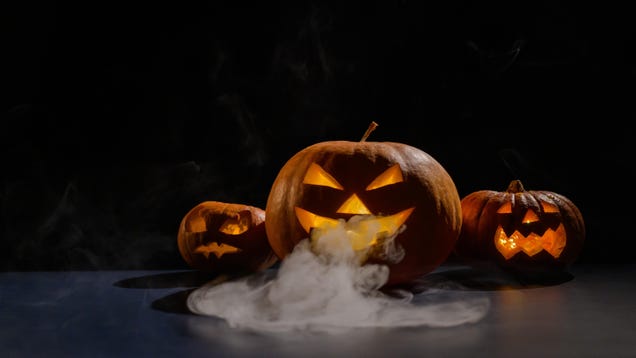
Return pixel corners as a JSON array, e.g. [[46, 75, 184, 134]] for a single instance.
[[494, 224, 567, 259], [295, 207, 340, 233], [519, 232, 544, 256], [294, 206, 415, 251], [495, 227, 519, 259], [542, 224, 567, 258]]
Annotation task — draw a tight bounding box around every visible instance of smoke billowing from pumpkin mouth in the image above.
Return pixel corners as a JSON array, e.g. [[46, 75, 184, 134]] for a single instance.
[[295, 207, 414, 258], [309, 213, 406, 264], [187, 215, 489, 333]]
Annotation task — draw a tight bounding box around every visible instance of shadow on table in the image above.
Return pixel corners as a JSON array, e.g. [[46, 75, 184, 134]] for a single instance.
[[399, 265, 574, 294], [151, 288, 198, 314], [113, 271, 244, 315], [113, 270, 222, 289], [113, 265, 573, 315]]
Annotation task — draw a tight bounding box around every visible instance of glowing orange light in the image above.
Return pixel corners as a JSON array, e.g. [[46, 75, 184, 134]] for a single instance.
[[302, 163, 344, 190], [219, 216, 250, 235], [336, 194, 372, 215], [366, 164, 404, 190], [295, 206, 414, 251], [194, 242, 241, 259], [522, 209, 539, 224], [541, 201, 560, 213], [295, 207, 340, 233], [495, 224, 567, 259], [296, 162, 414, 251], [497, 202, 512, 214]]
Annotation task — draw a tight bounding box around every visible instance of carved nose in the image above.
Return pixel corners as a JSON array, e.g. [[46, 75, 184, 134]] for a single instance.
[[522, 209, 539, 224], [336, 194, 372, 215]]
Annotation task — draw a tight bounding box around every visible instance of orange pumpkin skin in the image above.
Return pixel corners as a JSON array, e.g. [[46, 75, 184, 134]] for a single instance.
[[177, 201, 278, 274], [454, 180, 585, 275], [265, 140, 462, 286]]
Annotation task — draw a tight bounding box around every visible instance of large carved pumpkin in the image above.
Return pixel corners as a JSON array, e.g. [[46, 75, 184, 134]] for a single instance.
[[265, 122, 462, 286], [177, 201, 278, 274], [454, 179, 585, 275]]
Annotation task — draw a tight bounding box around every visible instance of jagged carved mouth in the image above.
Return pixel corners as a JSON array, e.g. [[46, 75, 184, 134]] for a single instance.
[[494, 224, 566, 259], [294, 206, 414, 250]]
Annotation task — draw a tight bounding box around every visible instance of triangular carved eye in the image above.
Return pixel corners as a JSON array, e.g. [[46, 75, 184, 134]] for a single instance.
[[219, 214, 250, 235], [366, 164, 404, 190], [541, 201, 560, 213], [497, 202, 512, 214], [303, 163, 344, 190]]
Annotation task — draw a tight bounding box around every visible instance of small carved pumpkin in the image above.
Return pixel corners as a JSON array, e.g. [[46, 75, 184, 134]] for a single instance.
[[177, 201, 278, 274], [454, 179, 585, 275], [265, 122, 462, 286]]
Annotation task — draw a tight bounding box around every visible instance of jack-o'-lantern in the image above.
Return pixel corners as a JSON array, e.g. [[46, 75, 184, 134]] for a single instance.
[[177, 201, 278, 274], [454, 179, 585, 275], [265, 122, 462, 286]]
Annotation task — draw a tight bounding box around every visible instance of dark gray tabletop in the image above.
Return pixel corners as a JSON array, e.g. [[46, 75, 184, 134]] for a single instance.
[[2, 263, 635, 357]]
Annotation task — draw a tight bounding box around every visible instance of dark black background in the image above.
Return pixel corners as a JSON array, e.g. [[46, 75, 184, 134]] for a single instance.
[[3, 1, 634, 271]]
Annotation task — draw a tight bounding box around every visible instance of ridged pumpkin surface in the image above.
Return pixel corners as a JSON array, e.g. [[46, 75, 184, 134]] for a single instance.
[[455, 180, 585, 274], [178, 201, 278, 274], [265, 140, 462, 286]]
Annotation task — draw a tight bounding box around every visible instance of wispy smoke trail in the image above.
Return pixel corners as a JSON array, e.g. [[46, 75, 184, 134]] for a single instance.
[[187, 216, 490, 333]]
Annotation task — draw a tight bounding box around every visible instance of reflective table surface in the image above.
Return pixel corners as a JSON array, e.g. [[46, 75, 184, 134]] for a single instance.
[[2, 263, 635, 357]]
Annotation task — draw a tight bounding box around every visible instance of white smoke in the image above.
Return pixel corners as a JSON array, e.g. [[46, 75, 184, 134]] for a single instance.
[[187, 216, 490, 333]]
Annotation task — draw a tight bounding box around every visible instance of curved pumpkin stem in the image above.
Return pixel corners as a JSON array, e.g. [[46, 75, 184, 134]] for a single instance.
[[506, 179, 525, 193], [360, 121, 379, 142]]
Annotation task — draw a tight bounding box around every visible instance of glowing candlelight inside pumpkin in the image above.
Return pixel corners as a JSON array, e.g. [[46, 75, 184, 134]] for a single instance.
[[454, 179, 585, 275], [177, 201, 278, 274], [266, 121, 462, 286]]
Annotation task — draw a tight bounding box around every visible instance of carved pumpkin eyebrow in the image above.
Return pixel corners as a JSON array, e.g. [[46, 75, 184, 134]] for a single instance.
[[302, 163, 344, 190], [366, 164, 404, 190]]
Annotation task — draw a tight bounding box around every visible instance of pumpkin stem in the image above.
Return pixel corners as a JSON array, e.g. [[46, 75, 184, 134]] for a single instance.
[[360, 121, 379, 142], [506, 179, 525, 193]]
